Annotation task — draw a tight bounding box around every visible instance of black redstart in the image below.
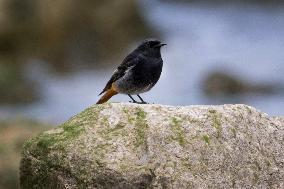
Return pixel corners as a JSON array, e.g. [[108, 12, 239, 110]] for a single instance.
[[97, 39, 166, 104]]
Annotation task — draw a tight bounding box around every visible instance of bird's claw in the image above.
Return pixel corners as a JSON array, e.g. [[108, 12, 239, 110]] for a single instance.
[[140, 101, 148, 104], [129, 101, 148, 104]]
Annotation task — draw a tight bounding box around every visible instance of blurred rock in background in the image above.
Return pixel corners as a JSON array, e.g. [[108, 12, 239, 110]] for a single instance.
[[202, 71, 282, 97], [159, 0, 284, 5], [0, 119, 51, 189]]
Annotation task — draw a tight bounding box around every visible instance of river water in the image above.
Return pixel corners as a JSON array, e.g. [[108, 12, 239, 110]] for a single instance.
[[1, 1, 284, 124]]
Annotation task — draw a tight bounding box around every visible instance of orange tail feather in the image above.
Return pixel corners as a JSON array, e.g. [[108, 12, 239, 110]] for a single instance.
[[96, 89, 118, 104]]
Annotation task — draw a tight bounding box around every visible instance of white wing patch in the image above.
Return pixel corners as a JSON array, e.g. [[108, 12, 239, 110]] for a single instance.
[[125, 65, 135, 74]]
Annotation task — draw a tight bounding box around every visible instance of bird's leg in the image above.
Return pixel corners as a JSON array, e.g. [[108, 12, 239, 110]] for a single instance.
[[128, 94, 138, 103], [137, 95, 148, 104]]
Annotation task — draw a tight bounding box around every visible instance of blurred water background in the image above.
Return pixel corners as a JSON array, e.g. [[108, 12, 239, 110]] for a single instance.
[[0, 0, 284, 188]]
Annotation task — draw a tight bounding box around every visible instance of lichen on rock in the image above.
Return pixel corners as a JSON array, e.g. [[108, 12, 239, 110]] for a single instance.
[[20, 103, 284, 188]]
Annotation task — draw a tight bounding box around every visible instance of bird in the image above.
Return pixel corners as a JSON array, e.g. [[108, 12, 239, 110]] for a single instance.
[[96, 39, 166, 104]]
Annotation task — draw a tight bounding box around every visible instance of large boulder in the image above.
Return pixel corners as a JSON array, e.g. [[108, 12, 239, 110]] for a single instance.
[[20, 103, 284, 188]]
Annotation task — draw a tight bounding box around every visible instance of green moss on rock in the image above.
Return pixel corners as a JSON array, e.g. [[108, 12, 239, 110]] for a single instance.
[[208, 109, 222, 138], [20, 104, 106, 188], [133, 107, 149, 148], [231, 128, 237, 138], [170, 117, 186, 146], [202, 135, 210, 145]]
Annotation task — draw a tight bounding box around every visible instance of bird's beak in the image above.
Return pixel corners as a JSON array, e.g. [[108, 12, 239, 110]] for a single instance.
[[156, 43, 167, 48]]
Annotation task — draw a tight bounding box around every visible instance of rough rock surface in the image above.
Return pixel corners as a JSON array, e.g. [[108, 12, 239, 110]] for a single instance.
[[20, 103, 284, 189]]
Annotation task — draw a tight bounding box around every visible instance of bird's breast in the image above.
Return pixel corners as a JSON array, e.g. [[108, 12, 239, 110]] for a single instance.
[[132, 58, 163, 83]]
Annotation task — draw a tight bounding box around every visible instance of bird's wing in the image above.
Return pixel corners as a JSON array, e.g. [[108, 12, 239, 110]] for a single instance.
[[99, 54, 141, 95]]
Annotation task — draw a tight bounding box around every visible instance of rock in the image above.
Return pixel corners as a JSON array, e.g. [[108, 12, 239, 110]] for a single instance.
[[160, 0, 284, 5], [20, 103, 284, 188], [202, 71, 282, 96]]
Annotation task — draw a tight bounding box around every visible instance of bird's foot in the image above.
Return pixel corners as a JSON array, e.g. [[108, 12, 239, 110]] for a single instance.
[[129, 101, 148, 104], [129, 100, 138, 104], [136, 95, 148, 104]]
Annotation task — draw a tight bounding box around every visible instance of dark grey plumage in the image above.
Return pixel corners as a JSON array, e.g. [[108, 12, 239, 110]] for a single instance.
[[97, 39, 166, 104]]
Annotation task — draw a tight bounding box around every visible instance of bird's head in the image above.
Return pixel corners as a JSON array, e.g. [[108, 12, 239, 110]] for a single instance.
[[136, 39, 166, 57]]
